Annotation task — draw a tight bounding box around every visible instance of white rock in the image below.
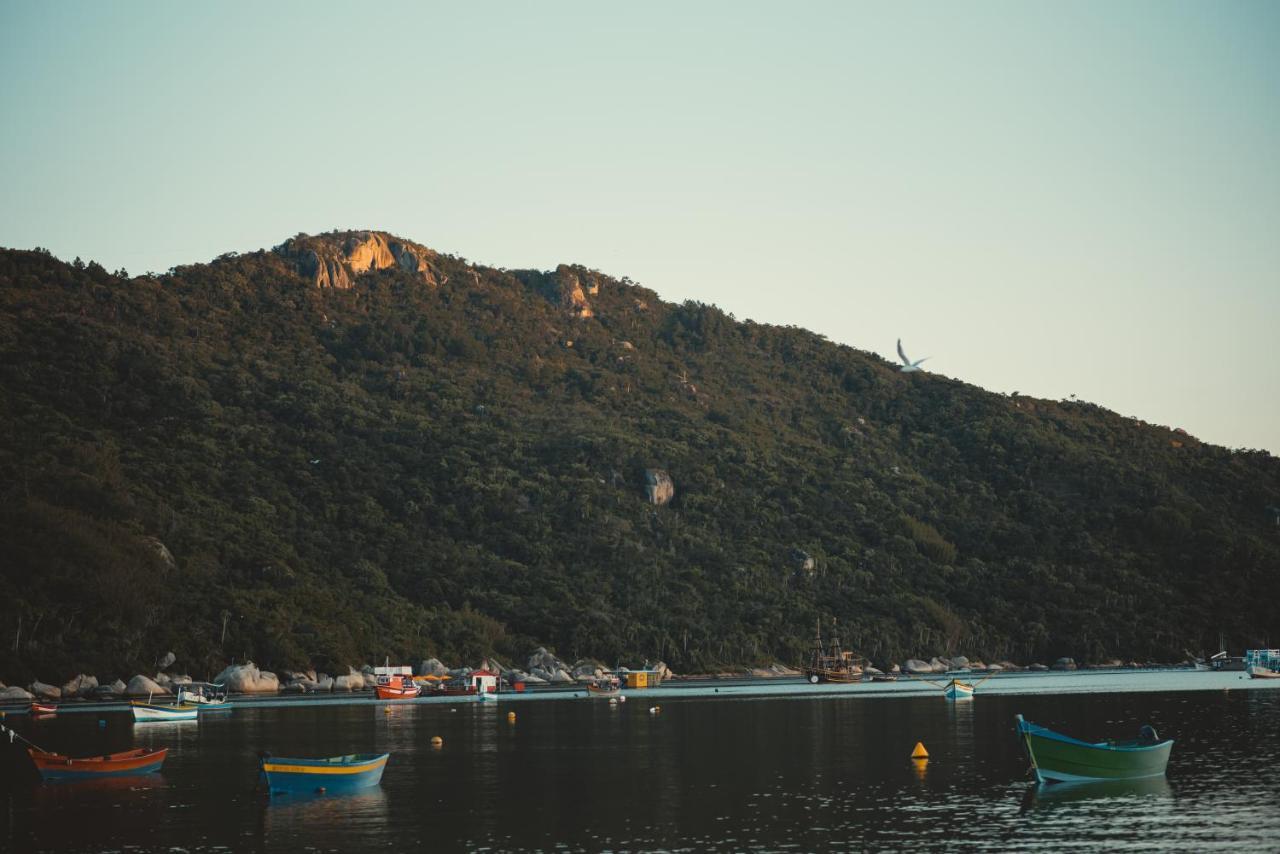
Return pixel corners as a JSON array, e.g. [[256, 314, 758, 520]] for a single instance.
[[126, 675, 170, 696]]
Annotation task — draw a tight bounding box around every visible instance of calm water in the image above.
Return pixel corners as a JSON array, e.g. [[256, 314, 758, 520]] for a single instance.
[[3, 673, 1279, 852]]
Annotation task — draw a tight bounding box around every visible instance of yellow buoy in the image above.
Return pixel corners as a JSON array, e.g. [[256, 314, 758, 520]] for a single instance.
[[911, 742, 929, 759], [384, 706, 392, 714], [507, 711, 516, 722], [431, 736, 443, 748]]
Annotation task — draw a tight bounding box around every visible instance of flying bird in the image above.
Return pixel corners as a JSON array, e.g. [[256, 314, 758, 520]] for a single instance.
[[896, 339, 930, 373]]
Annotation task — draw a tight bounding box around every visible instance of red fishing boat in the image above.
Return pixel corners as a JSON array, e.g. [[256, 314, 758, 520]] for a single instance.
[[374, 674, 421, 700], [30, 702, 58, 715], [27, 747, 168, 780]]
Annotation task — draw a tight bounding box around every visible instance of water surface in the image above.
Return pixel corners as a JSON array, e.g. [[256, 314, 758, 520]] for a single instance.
[[3, 672, 1277, 851]]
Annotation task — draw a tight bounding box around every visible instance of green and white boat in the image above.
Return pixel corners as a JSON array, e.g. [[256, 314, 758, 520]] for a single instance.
[[1015, 714, 1173, 784]]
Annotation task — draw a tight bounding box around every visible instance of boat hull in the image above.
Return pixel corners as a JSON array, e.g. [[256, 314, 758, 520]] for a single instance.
[[944, 680, 974, 701], [261, 753, 389, 794], [131, 702, 199, 722], [803, 668, 862, 684], [1247, 666, 1280, 679], [1016, 715, 1172, 784], [29, 747, 167, 780]]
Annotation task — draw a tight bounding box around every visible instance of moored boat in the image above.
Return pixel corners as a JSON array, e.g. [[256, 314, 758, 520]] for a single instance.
[[177, 683, 232, 712], [259, 752, 390, 794], [943, 679, 975, 701], [131, 701, 200, 722], [30, 702, 57, 715], [1015, 714, 1173, 784], [374, 674, 421, 700], [801, 619, 866, 684], [27, 747, 168, 780], [586, 682, 621, 699], [1245, 649, 1280, 679]]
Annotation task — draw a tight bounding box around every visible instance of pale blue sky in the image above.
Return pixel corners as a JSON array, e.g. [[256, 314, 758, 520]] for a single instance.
[[3, 2, 1278, 452]]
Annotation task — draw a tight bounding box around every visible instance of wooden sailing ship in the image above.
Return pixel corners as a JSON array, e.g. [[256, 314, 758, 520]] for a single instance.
[[802, 619, 866, 684]]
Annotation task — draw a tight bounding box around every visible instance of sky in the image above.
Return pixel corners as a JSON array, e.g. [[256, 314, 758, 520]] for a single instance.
[[2, 2, 1278, 452]]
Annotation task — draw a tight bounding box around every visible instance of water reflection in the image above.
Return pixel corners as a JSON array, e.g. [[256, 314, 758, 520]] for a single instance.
[[1020, 777, 1173, 813], [261, 786, 390, 843], [4, 685, 1280, 851], [33, 772, 166, 799]]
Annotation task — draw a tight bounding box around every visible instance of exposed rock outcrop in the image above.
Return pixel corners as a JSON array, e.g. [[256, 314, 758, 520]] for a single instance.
[[551, 265, 595, 317], [511, 264, 600, 317], [126, 675, 170, 696], [144, 540, 176, 571], [92, 679, 127, 698], [212, 661, 280, 693], [1052, 657, 1077, 671], [571, 659, 607, 682], [415, 658, 449, 677], [275, 231, 437, 290], [332, 667, 364, 692], [0, 686, 34, 701], [28, 681, 61, 700], [527, 647, 569, 674], [157, 651, 176, 669], [645, 469, 675, 505]]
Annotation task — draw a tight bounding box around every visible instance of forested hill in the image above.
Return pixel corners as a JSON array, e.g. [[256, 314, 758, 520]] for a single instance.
[[1, 232, 1277, 683]]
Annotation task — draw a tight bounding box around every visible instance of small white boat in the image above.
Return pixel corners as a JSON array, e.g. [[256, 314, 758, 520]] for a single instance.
[[177, 683, 231, 710], [943, 679, 975, 702], [131, 701, 199, 722]]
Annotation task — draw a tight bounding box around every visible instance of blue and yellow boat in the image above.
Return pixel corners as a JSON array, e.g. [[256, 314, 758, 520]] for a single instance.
[[260, 752, 389, 794], [1015, 714, 1173, 784]]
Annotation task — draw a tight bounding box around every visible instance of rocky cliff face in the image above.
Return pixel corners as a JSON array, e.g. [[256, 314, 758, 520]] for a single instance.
[[511, 264, 601, 317], [275, 231, 437, 289]]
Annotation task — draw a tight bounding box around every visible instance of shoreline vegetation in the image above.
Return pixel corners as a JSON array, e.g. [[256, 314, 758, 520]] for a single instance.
[[2, 240, 1276, 687], [0, 648, 1207, 705]]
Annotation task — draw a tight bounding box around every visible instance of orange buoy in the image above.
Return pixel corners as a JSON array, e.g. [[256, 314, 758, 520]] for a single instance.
[[507, 711, 516, 722], [911, 742, 929, 759], [431, 736, 443, 748]]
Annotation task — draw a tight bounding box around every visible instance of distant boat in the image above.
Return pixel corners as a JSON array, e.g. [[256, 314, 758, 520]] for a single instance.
[[29, 702, 57, 715], [1245, 649, 1280, 679], [177, 683, 232, 712], [374, 674, 421, 700], [28, 746, 168, 781], [586, 683, 621, 699], [802, 619, 865, 684], [131, 700, 199, 722], [1015, 714, 1173, 784], [259, 752, 389, 794], [943, 679, 975, 701]]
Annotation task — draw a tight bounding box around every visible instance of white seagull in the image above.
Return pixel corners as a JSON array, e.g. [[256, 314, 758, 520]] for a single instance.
[[896, 339, 930, 373]]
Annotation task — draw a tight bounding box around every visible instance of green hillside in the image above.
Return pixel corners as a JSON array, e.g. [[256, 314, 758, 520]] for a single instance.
[[1, 233, 1276, 683]]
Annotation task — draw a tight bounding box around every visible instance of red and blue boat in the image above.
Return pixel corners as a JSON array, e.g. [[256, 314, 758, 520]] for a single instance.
[[260, 752, 390, 794], [27, 747, 168, 781]]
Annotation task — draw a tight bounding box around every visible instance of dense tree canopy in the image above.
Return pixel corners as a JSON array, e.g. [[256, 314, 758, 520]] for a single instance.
[[0, 237, 1276, 683]]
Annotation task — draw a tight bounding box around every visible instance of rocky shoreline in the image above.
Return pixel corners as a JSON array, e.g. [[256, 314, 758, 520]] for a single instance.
[[0, 650, 1201, 704]]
